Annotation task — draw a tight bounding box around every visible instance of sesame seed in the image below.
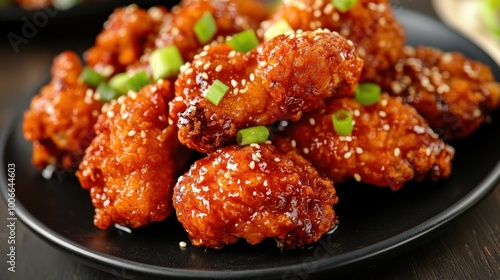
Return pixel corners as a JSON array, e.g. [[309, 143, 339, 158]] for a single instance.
[[383, 124, 390, 131], [201, 72, 209, 80], [241, 79, 247, 86], [141, 131, 146, 138], [233, 88, 239, 95], [380, 99, 388, 107], [231, 79, 238, 87], [426, 147, 431, 156], [378, 111, 387, 118], [128, 130, 136, 137], [309, 118, 316, 125], [249, 73, 256, 82], [291, 139, 297, 148], [203, 63, 211, 70], [249, 161, 256, 169], [259, 61, 268, 67], [179, 241, 187, 248], [353, 109, 360, 117], [256, 152, 262, 158], [344, 152, 352, 159], [250, 143, 261, 149], [274, 157, 281, 162], [107, 110, 115, 118], [303, 147, 310, 154], [394, 148, 401, 157], [252, 154, 260, 162], [356, 147, 364, 154], [354, 173, 361, 182], [215, 65, 223, 72]]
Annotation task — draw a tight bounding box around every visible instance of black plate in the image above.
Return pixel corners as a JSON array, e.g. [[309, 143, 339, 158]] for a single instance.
[[1, 9, 500, 280]]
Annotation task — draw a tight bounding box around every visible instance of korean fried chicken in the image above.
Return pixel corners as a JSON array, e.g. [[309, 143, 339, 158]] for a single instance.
[[259, 0, 405, 80], [170, 29, 363, 153], [77, 83, 188, 230], [154, 0, 268, 61], [84, 5, 166, 76], [275, 94, 455, 190], [371, 46, 500, 140], [23, 51, 103, 170], [173, 143, 338, 249]]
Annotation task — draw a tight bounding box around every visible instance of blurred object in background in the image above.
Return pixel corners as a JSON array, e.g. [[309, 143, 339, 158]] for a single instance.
[[433, 0, 500, 65]]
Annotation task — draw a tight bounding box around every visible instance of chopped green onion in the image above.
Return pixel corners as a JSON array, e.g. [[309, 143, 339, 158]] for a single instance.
[[481, 0, 500, 38], [263, 19, 293, 41], [331, 0, 357, 13], [354, 83, 381, 106], [80, 67, 106, 87], [227, 29, 260, 53], [97, 83, 119, 102], [149, 46, 185, 81], [236, 126, 270, 146], [193, 12, 217, 44], [108, 72, 130, 95], [332, 110, 353, 136], [205, 79, 229, 105], [126, 70, 151, 92]]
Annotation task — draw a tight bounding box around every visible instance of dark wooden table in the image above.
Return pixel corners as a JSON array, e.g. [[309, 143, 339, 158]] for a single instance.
[[0, 1, 499, 279]]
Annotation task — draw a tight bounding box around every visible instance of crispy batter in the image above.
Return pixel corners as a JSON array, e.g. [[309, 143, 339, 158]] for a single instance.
[[22, 51, 103, 170], [154, 0, 268, 62], [275, 94, 455, 190], [84, 5, 165, 76], [173, 144, 338, 249], [370, 46, 500, 140], [171, 29, 363, 153], [77, 83, 189, 230], [259, 0, 405, 80]]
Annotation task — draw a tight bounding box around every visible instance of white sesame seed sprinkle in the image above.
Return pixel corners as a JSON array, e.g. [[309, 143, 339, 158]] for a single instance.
[[303, 147, 310, 154], [249, 161, 256, 170], [354, 173, 362, 182], [394, 148, 401, 157], [356, 147, 364, 154], [291, 139, 297, 148], [344, 152, 352, 159], [309, 118, 316, 126], [128, 130, 136, 137], [179, 241, 187, 248], [215, 65, 223, 72]]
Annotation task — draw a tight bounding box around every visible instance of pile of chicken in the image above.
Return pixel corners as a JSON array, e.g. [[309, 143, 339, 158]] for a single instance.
[[22, 0, 500, 250]]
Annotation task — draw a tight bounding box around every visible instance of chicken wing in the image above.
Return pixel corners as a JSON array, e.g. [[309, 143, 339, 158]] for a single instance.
[[173, 143, 338, 249], [170, 29, 363, 153], [259, 0, 405, 80], [77, 82, 189, 230], [274, 94, 455, 190], [23, 51, 103, 170], [370, 46, 500, 140]]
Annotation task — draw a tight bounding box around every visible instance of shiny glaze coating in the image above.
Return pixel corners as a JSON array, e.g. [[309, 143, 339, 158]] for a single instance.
[[77, 83, 188, 229], [173, 144, 338, 249], [22, 51, 103, 170], [171, 29, 363, 153], [84, 5, 165, 76], [275, 94, 455, 190], [259, 0, 405, 81], [371, 46, 500, 140]]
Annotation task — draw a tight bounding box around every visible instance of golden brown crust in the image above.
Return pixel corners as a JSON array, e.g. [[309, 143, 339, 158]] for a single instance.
[[22, 51, 103, 170], [170, 29, 363, 153], [259, 0, 405, 80], [77, 82, 189, 230], [275, 94, 455, 190], [173, 144, 338, 249], [370, 46, 500, 140]]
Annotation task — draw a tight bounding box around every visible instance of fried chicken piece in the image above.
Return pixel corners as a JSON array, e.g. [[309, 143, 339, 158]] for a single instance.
[[77, 83, 189, 230], [173, 143, 338, 249], [170, 29, 363, 153], [259, 0, 405, 81], [154, 0, 269, 62], [23, 51, 103, 170], [84, 5, 166, 76], [370, 46, 500, 140], [274, 94, 455, 190]]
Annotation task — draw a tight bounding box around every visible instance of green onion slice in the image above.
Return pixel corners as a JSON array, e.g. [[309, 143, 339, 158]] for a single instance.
[[97, 83, 119, 102], [481, 0, 500, 38], [150, 46, 185, 81], [126, 70, 151, 92], [332, 110, 353, 136], [80, 67, 106, 87], [236, 126, 270, 146], [227, 29, 260, 53], [263, 19, 293, 42], [205, 79, 229, 105], [194, 12, 217, 44], [332, 0, 357, 13], [108, 72, 130, 95], [354, 83, 381, 106]]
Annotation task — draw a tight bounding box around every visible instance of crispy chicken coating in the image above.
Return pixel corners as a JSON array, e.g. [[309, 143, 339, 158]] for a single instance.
[[170, 29, 363, 153], [84, 5, 166, 76], [275, 94, 455, 190], [173, 143, 338, 249], [23, 51, 103, 170], [370, 46, 500, 140], [259, 0, 405, 80], [77, 83, 188, 230], [154, 0, 268, 62]]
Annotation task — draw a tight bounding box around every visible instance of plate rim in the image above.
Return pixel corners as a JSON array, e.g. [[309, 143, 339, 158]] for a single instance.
[[1, 8, 500, 280]]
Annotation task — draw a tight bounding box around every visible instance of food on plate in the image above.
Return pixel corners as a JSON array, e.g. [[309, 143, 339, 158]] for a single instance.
[[370, 46, 500, 139], [259, 0, 405, 81], [274, 94, 455, 190], [173, 143, 338, 249], [170, 29, 363, 153], [22, 51, 103, 170], [76, 82, 190, 229]]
